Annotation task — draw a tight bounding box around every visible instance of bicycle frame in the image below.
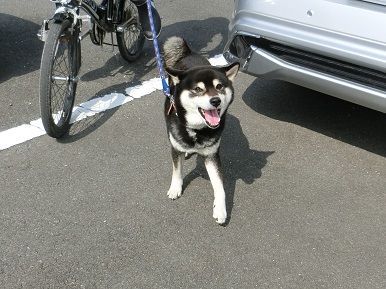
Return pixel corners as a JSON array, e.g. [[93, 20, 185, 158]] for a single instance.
[[38, 0, 135, 39], [50, 0, 109, 30]]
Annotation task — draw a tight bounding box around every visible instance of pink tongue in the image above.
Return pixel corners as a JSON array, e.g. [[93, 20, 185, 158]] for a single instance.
[[203, 109, 220, 126]]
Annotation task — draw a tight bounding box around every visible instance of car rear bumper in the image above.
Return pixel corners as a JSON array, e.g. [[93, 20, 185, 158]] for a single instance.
[[224, 44, 386, 113], [224, 0, 386, 113]]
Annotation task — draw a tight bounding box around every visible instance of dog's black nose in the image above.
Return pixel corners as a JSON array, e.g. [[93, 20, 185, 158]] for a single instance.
[[210, 97, 221, 107]]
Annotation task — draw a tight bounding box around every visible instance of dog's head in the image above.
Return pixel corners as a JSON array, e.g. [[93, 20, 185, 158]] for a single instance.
[[166, 63, 239, 129]]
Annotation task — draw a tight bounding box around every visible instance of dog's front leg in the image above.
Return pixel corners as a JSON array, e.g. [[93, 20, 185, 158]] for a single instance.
[[167, 147, 184, 200], [205, 153, 227, 224]]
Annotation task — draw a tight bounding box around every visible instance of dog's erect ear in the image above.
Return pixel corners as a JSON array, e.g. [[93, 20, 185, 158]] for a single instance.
[[221, 62, 240, 82], [165, 67, 185, 85]]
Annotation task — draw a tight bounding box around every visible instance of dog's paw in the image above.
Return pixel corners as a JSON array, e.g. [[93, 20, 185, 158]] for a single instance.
[[213, 203, 227, 224], [167, 186, 182, 200]]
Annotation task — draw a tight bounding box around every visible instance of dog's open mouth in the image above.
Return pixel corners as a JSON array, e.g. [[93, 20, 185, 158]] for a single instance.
[[199, 108, 221, 129]]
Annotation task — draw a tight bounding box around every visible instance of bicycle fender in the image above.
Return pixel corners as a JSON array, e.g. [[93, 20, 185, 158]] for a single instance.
[[53, 12, 68, 23], [52, 6, 77, 24]]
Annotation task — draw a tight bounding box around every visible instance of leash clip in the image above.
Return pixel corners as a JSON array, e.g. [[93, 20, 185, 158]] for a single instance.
[[167, 96, 176, 115]]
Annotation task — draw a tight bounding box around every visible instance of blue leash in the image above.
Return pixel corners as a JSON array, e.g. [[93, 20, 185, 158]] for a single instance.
[[146, 0, 171, 99]]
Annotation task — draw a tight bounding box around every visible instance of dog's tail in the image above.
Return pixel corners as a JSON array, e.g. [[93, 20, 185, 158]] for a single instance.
[[163, 36, 191, 69]]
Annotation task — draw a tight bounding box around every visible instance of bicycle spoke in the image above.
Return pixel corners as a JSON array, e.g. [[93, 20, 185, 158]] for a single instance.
[[49, 36, 73, 125], [125, 25, 140, 53], [52, 76, 69, 81]]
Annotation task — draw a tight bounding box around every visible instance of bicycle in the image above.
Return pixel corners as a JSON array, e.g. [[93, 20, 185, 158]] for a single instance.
[[38, 0, 145, 138]]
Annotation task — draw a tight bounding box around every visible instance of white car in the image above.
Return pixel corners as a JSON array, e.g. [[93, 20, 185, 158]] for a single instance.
[[223, 0, 386, 113]]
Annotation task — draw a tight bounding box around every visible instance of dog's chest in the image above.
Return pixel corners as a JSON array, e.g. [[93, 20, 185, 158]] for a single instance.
[[186, 128, 197, 142], [169, 127, 220, 156]]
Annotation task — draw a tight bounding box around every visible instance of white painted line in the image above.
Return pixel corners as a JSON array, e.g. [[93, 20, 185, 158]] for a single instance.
[[0, 124, 46, 150], [71, 92, 134, 123], [125, 77, 163, 98], [208, 54, 228, 66], [0, 55, 228, 151]]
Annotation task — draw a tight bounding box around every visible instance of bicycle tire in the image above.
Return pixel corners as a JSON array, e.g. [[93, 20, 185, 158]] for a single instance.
[[39, 19, 79, 138], [116, 0, 145, 62]]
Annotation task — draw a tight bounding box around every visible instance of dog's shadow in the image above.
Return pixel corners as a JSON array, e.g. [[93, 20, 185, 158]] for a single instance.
[[183, 114, 274, 225]]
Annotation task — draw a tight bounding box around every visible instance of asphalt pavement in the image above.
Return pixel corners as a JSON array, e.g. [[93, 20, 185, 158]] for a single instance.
[[1, 1, 385, 288]]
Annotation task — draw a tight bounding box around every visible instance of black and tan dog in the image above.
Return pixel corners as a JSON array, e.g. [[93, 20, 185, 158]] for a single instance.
[[163, 37, 239, 224]]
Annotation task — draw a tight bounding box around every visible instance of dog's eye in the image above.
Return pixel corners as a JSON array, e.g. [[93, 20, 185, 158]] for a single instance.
[[194, 87, 203, 93], [216, 84, 224, 90]]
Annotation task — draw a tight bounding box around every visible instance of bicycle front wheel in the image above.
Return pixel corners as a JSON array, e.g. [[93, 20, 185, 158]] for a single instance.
[[39, 19, 79, 138], [116, 0, 145, 62]]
